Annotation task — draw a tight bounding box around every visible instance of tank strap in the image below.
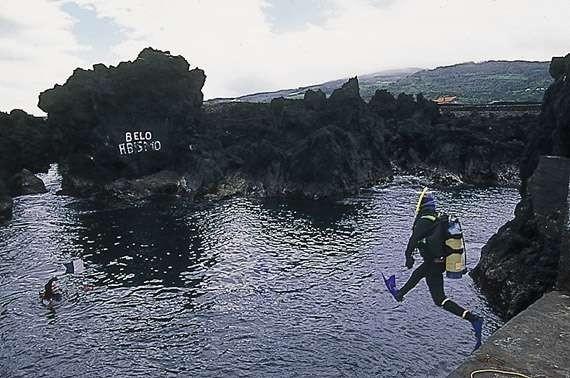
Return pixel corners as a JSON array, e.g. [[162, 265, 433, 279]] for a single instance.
[[421, 215, 437, 222]]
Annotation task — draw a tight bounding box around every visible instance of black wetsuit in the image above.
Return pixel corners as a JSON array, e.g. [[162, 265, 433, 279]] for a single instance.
[[398, 209, 475, 322]]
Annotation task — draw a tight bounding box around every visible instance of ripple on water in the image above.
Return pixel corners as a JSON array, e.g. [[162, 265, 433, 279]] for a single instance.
[[0, 166, 519, 377]]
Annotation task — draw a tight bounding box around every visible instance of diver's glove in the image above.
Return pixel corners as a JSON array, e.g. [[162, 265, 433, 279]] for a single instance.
[[405, 256, 415, 269]]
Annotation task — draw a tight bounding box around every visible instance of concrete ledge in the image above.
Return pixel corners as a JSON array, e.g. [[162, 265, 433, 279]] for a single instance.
[[449, 291, 570, 377]]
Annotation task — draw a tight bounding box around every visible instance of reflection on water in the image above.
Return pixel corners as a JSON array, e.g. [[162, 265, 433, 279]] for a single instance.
[[0, 167, 519, 377]]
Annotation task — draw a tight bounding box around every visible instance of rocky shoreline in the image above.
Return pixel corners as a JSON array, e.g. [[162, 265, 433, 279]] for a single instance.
[[472, 53, 570, 319], [1, 48, 538, 219], [2, 47, 568, 324], [0, 110, 53, 221], [29, 49, 536, 205]]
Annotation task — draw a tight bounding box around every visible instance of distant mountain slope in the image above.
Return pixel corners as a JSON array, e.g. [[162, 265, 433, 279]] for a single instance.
[[207, 60, 551, 105], [207, 68, 421, 104], [385, 60, 551, 104]]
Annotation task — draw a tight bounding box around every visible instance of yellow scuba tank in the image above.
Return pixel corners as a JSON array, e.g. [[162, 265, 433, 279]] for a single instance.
[[444, 216, 466, 279], [415, 187, 467, 278]]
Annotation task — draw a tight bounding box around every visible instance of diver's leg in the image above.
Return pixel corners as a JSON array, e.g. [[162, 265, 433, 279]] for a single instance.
[[396, 262, 428, 301], [426, 262, 484, 349], [425, 263, 477, 321]]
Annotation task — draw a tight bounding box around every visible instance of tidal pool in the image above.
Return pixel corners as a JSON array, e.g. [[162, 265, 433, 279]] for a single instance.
[[0, 167, 519, 377]]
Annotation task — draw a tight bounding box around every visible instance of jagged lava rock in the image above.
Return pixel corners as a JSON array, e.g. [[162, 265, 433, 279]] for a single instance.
[[202, 77, 392, 199], [0, 109, 51, 220], [303, 89, 326, 111], [33, 48, 537, 204], [38, 48, 205, 190], [100, 170, 190, 207], [0, 196, 13, 222], [473, 54, 570, 319], [0, 109, 52, 179], [9, 169, 47, 196], [287, 79, 390, 197], [520, 53, 570, 192], [0, 180, 13, 222], [374, 90, 533, 186], [472, 157, 570, 318]]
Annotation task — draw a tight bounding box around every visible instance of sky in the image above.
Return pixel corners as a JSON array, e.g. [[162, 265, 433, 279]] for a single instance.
[[1, 0, 569, 115]]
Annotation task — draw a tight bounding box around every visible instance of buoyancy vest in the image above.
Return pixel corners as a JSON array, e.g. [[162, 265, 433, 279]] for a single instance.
[[420, 213, 465, 259]]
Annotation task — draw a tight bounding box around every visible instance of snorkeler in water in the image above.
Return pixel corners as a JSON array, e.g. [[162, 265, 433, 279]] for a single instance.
[[39, 259, 87, 306], [40, 277, 62, 305]]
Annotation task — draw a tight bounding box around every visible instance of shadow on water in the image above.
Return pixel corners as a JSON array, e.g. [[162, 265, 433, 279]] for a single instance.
[[74, 203, 217, 311], [260, 197, 363, 229]]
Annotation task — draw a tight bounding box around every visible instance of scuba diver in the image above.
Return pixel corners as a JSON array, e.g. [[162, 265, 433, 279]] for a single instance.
[[40, 277, 62, 306], [383, 189, 484, 349]]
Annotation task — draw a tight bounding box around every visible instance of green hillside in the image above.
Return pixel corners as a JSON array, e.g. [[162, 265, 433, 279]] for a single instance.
[[383, 60, 551, 104]]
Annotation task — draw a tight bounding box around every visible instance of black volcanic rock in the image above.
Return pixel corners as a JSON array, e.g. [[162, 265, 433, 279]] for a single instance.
[[0, 180, 12, 222], [30, 49, 537, 206], [38, 53, 393, 202], [520, 53, 570, 192], [472, 157, 568, 319], [328, 77, 360, 104], [0, 109, 52, 180], [326, 77, 365, 125], [0, 195, 12, 222], [375, 91, 533, 186], [9, 169, 47, 196], [473, 55, 570, 319], [549, 54, 570, 80], [303, 89, 326, 111], [38, 48, 206, 189], [99, 170, 190, 207], [368, 89, 397, 118], [0, 109, 52, 221], [202, 77, 392, 199]]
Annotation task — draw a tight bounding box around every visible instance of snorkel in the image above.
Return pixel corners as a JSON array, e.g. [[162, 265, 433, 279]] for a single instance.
[[415, 187, 429, 215]]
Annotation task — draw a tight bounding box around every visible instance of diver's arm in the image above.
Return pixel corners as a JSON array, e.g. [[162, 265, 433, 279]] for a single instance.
[[404, 218, 434, 259]]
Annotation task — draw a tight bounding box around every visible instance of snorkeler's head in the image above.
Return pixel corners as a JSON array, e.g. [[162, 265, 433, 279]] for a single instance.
[[44, 277, 58, 296]]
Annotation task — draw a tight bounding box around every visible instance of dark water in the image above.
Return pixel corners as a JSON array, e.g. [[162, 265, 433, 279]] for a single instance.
[[0, 166, 519, 377]]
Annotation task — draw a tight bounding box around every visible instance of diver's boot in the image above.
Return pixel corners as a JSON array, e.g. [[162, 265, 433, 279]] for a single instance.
[[469, 315, 484, 350], [394, 291, 404, 302]]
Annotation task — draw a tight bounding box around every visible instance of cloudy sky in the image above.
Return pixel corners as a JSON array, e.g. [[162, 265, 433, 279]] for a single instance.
[[1, 0, 569, 115]]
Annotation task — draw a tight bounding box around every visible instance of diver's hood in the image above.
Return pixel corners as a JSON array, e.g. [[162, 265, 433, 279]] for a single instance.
[[415, 187, 435, 215]]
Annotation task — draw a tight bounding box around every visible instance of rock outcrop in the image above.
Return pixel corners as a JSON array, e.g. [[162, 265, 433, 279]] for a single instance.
[[473, 54, 570, 319], [0, 180, 13, 222], [9, 169, 47, 196], [201, 77, 392, 199], [0, 110, 53, 178], [39, 48, 206, 192], [303, 89, 326, 111], [0, 109, 52, 221], [520, 53, 570, 193], [37, 50, 393, 202], [0, 48, 536, 209], [97, 170, 190, 207], [372, 90, 534, 186]]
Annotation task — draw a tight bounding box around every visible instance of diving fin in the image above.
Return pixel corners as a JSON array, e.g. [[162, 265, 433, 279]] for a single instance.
[[382, 273, 400, 301], [471, 316, 484, 351]]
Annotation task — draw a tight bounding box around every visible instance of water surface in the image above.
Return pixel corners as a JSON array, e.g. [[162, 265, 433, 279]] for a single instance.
[[0, 167, 519, 377]]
